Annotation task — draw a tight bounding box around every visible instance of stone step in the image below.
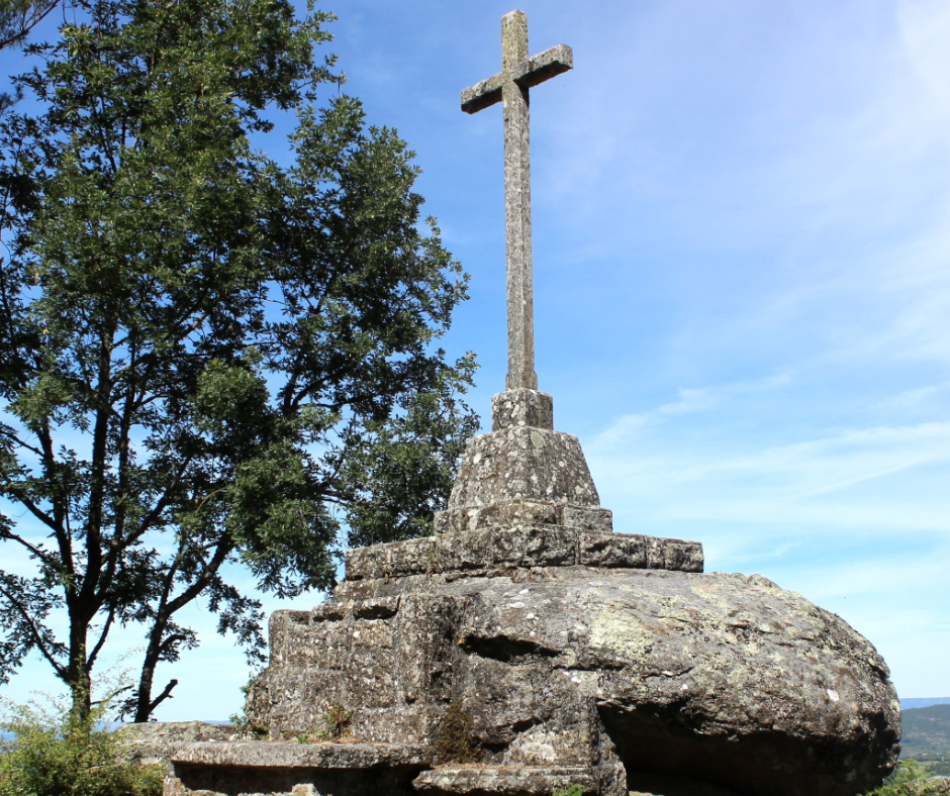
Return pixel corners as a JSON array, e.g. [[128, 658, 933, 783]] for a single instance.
[[412, 765, 596, 795], [345, 526, 703, 582], [164, 741, 430, 796]]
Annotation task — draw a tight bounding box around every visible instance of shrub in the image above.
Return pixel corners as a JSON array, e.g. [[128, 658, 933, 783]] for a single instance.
[[315, 703, 352, 741], [0, 693, 162, 796], [862, 760, 947, 796], [553, 784, 587, 796]]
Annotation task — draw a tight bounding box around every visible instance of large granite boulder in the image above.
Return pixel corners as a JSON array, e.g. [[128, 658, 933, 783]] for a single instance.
[[247, 565, 899, 796]]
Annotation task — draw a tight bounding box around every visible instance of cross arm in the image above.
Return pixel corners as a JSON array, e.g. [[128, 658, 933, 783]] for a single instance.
[[460, 43, 573, 114], [512, 44, 573, 90], [461, 73, 506, 114]]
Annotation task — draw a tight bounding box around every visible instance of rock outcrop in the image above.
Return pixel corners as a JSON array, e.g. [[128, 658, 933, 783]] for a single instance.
[[245, 567, 898, 796], [118, 721, 244, 771]]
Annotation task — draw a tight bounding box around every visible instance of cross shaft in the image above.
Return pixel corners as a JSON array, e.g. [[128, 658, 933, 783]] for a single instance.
[[461, 11, 572, 391]]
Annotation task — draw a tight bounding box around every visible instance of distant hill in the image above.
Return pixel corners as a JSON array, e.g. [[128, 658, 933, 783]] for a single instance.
[[901, 704, 950, 760], [901, 698, 950, 710]]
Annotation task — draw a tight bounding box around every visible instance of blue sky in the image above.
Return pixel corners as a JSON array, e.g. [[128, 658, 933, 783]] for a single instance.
[[2, 0, 949, 721]]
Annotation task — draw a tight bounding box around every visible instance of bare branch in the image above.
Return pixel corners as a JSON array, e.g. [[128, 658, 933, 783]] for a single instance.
[[146, 678, 178, 715]]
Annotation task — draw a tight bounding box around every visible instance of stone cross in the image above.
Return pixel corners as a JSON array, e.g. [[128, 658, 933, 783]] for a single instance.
[[461, 11, 573, 392]]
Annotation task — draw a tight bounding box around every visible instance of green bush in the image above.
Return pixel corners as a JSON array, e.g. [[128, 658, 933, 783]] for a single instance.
[[0, 694, 162, 796], [862, 760, 946, 796], [552, 784, 586, 796]]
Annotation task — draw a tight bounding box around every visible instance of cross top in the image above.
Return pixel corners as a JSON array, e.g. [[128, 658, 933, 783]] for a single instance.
[[461, 11, 573, 392]]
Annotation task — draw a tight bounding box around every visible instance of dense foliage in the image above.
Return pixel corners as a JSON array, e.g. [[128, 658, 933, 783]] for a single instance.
[[0, 0, 477, 721], [0, 692, 162, 796], [862, 760, 949, 796]]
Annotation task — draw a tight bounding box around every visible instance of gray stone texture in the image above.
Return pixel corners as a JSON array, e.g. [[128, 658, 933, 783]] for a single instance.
[[164, 742, 428, 796], [343, 527, 703, 583], [222, 568, 897, 796], [117, 722, 245, 772], [413, 765, 599, 795], [460, 12, 572, 391], [448, 425, 599, 509], [434, 498, 613, 536], [491, 389, 554, 431]]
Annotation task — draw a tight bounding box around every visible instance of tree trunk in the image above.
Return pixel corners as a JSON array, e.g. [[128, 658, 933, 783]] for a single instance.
[[66, 627, 92, 721], [133, 620, 164, 722]]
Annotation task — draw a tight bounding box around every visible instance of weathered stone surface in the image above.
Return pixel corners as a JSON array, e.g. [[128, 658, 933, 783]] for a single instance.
[[435, 499, 612, 536], [577, 532, 702, 571], [346, 537, 439, 579], [249, 593, 469, 742], [413, 765, 597, 795], [461, 13, 572, 391], [164, 742, 430, 796], [118, 721, 244, 771], [492, 390, 554, 431], [439, 524, 577, 571], [163, 778, 322, 796], [449, 426, 599, 509], [169, 741, 429, 768], [245, 567, 899, 796], [345, 528, 703, 582]]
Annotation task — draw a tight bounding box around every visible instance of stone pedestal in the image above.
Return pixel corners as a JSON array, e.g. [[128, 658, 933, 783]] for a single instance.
[[164, 391, 900, 796]]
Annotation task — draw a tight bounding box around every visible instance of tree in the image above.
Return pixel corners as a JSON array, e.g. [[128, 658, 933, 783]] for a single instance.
[[0, 0, 61, 50], [0, 0, 478, 722]]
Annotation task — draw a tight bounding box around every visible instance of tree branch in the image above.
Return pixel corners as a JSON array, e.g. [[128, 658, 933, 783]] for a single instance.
[[86, 605, 115, 668], [2, 483, 61, 537], [146, 678, 178, 716], [37, 421, 74, 579], [163, 533, 233, 617], [0, 525, 56, 566], [0, 580, 66, 679], [0, 425, 45, 458], [0, 0, 60, 50]]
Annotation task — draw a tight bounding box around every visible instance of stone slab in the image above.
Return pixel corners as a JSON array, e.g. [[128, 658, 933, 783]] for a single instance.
[[118, 722, 246, 775], [164, 742, 430, 796], [345, 528, 703, 582], [346, 537, 438, 580], [434, 500, 612, 536], [413, 765, 596, 795], [168, 740, 429, 769], [578, 532, 703, 571], [491, 389, 554, 431]]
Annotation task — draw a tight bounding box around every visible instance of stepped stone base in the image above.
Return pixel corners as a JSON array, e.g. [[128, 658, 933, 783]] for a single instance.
[[413, 765, 608, 795], [164, 742, 428, 796], [164, 390, 900, 796], [345, 526, 703, 582]]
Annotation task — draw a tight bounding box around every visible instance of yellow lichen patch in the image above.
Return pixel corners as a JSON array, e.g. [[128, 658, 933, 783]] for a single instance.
[[589, 600, 653, 660]]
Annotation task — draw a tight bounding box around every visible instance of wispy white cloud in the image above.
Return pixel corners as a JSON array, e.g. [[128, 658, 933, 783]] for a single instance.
[[589, 370, 950, 538]]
